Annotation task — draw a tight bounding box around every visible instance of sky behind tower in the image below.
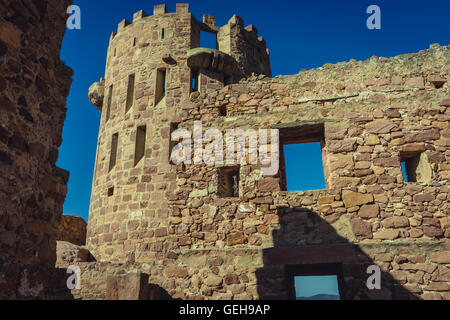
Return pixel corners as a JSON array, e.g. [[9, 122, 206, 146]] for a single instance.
[[58, 0, 450, 222]]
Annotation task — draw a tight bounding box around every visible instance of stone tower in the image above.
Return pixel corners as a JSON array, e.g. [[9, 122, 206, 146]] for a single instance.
[[87, 3, 271, 261]]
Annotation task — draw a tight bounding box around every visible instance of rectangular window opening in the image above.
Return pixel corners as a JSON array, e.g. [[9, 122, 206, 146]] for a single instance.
[[134, 125, 146, 166], [286, 264, 343, 300], [125, 74, 135, 113], [200, 31, 217, 49], [161, 28, 165, 39], [218, 166, 240, 198], [279, 123, 326, 191], [107, 187, 114, 197], [109, 133, 119, 172], [114, 48, 116, 56], [106, 85, 113, 122], [224, 74, 233, 86], [133, 37, 137, 46], [400, 151, 430, 183], [155, 69, 166, 105], [191, 69, 199, 93]]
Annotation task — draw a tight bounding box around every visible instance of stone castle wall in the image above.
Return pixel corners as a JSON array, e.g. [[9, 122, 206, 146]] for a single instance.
[[0, 0, 73, 299], [77, 40, 450, 300]]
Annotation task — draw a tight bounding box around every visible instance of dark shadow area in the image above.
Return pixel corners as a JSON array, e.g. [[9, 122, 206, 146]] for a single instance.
[[255, 207, 420, 300], [106, 273, 180, 300]]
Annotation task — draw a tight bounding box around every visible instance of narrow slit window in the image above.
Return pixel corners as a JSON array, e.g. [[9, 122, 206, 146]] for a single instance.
[[286, 264, 343, 301], [134, 125, 146, 166], [114, 48, 116, 56], [107, 187, 114, 197], [155, 69, 166, 105], [161, 28, 165, 39], [106, 85, 113, 122], [125, 74, 135, 113], [218, 166, 240, 198], [133, 37, 137, 46], [109, 133, 119, 172], [279, 123, 326, 191], [191, 69, 199, 92]]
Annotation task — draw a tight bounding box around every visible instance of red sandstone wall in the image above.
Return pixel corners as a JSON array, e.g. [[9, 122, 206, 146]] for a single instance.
[[0, 0, 73, 299], [57, 215, 87, 246]]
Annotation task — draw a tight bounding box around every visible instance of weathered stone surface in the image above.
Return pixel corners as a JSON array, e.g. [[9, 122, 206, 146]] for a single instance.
[[329, 154, 354, 171], [164, 268, 189, 279], [57, 215, 87, 246], [327, 140, 357, 153], [0, 0, 73, 300], [358, 205, 379, 219], [342, 191, 374, 208], [365, 120, 397, 134], [56, 241, 91, 265], [373, 229, 400, 240], [227, 232, 247, 246], [205, 275, 223, 287], [257, 177, 280, 193], [88, 78, 105, 110], [40, 6, 450, 301]]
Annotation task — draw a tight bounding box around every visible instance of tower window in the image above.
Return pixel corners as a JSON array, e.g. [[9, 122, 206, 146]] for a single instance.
[[191, 69, 199, 92], [109, 133, 119, 172], [125, 74, 135, 113], [155, 69, 166, 105], [218, 166, 240, 198], [161, 28, 165, 39], [134, 125, 146, 166], [105, 85, 113, 122], [133, 37, 137, 46]]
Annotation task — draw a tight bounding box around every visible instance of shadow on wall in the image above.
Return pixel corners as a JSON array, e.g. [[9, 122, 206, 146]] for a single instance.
[[255, 207, 420, 300], [105, 273, 179, 300]]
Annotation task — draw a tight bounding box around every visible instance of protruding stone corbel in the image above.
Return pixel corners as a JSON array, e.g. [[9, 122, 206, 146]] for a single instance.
[[88, 78, 105, 111]]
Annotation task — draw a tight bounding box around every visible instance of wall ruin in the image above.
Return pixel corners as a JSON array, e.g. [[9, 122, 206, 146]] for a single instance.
[[0, 0, 73, 299]]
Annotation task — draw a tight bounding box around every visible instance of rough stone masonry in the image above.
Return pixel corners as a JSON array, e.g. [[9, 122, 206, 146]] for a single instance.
[[0, 0, 73, 299], [69, 3, 450, 300], [0, 1, 449, 300]]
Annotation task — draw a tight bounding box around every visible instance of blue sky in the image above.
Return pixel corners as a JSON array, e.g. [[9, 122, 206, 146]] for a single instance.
[[58, 0, 450, 222], [295, 275, 340, 298]]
